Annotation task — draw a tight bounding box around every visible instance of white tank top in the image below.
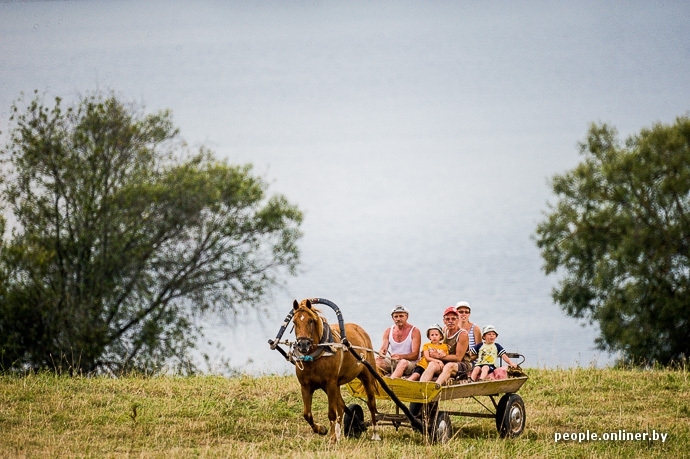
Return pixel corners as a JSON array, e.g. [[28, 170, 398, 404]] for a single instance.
[[388, 326, 418, 358]]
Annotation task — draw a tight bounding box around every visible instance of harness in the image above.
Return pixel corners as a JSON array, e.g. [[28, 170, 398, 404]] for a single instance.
[[292, 318, 337, 362], [268, 297, 375, 369]]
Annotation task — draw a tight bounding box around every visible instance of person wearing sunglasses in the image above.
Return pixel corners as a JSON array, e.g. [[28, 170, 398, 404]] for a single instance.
[[456, 301, 481, 350]]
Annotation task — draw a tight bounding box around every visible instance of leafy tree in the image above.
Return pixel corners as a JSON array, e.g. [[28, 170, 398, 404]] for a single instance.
[[0, 91, 303, 374], [534, 117, 690, 365]]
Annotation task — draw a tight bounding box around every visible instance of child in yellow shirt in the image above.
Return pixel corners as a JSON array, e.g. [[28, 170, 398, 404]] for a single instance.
[[407, 324, 449, 382]]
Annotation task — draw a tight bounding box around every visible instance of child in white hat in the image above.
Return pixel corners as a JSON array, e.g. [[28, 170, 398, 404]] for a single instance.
[[469, 325, 515, 382], [406, 324, 449, 382]]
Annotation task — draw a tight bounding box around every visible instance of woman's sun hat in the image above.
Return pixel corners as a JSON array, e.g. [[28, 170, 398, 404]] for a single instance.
[[455, 301, 471, 312]]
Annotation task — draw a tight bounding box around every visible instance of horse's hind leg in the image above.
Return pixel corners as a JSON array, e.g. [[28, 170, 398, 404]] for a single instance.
[[360, 372, 381, 441], [301, 385, 327, 436], [325, 382, 346, 444]]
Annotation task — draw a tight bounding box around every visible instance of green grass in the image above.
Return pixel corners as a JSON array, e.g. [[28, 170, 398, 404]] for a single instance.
[[0, 367, 688, 458]]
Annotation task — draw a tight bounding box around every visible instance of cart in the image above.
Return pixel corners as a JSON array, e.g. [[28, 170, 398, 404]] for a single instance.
[[269, 297, 528, 444], [345, 371, 527, 443]]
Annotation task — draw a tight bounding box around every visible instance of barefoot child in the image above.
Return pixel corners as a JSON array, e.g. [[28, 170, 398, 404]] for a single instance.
[[470, 325, 515, 381], [407, 324, 449, 382]]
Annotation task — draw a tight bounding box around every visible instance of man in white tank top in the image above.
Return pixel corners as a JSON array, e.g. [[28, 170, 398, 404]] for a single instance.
[[375, 305, 422, 377]]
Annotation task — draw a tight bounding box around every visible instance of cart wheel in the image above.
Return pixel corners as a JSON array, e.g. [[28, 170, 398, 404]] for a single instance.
[[344, 403, 367, 438], [496, 393, 525, 438], [428, 411, 453, 444]]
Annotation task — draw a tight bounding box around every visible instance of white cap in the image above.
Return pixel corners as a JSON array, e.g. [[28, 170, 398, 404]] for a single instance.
[[456, 301, 471, 311], [391, 305, 409, 316]]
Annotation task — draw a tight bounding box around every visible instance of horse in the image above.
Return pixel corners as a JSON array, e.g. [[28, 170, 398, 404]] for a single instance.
[[291, 298, 380, 443]]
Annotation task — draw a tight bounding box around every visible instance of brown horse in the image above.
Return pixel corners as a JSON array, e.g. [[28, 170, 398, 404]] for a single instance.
[[292, 298, 379, 443]]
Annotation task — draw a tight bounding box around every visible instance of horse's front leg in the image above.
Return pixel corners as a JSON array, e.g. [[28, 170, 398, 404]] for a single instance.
[[301, 384, 328, 436], [325, 382, 345, 444]]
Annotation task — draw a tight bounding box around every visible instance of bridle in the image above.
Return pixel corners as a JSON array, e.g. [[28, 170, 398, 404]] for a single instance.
[[295, 312, 318, 351], [293, 307, 334, 360], [293, 306, 316, 344]]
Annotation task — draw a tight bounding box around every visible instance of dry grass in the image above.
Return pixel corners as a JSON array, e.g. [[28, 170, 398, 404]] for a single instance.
[[0, 366, 688, 458]]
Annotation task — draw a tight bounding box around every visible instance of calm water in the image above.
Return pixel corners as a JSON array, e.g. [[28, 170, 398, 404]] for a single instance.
[[2, 1, 689, 374]]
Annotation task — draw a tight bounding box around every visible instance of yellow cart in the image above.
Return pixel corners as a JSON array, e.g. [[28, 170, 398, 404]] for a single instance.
[[345, 370, 528, 443]]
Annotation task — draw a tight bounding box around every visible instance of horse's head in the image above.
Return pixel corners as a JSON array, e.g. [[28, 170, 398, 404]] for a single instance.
[[292, 298, 324, 355]]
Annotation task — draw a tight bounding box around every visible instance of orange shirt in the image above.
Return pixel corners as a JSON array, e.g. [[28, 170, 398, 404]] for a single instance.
[[417, 342, 449, 369]]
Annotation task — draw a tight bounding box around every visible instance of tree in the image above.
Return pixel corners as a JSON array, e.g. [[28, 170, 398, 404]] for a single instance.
[[534, 117, 690, 365], [0, 91, 303, 374]]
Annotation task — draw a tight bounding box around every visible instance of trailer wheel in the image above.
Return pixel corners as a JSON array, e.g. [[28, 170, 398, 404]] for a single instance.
[[428, 411, 453, 444], [496, 393, 525, 438], [344, 403, 367, 438]]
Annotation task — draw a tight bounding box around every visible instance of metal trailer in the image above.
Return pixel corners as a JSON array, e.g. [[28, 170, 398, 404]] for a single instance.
[[345, 372, 527, 443]]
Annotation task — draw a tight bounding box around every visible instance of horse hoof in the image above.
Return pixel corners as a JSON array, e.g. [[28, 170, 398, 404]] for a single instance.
[[371, 433, 382, 441], [317, 425, 328, 436]]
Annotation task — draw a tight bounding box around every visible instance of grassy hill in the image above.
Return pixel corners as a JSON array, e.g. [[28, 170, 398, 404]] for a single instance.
[[1, 367, 688, 458]]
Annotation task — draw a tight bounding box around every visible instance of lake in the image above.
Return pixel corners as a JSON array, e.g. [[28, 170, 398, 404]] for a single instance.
[[2, 1, 689, 374]]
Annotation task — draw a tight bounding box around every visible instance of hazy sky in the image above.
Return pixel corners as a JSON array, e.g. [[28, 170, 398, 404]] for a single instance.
[[5, 2, 687, 231], [4, 2, 688, 149]]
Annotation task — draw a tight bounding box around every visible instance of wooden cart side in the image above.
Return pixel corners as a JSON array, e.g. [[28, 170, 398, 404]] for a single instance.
[[346, 377, 443, 403], [436, 376, 528, 401], [346, 376, 528, 404]]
